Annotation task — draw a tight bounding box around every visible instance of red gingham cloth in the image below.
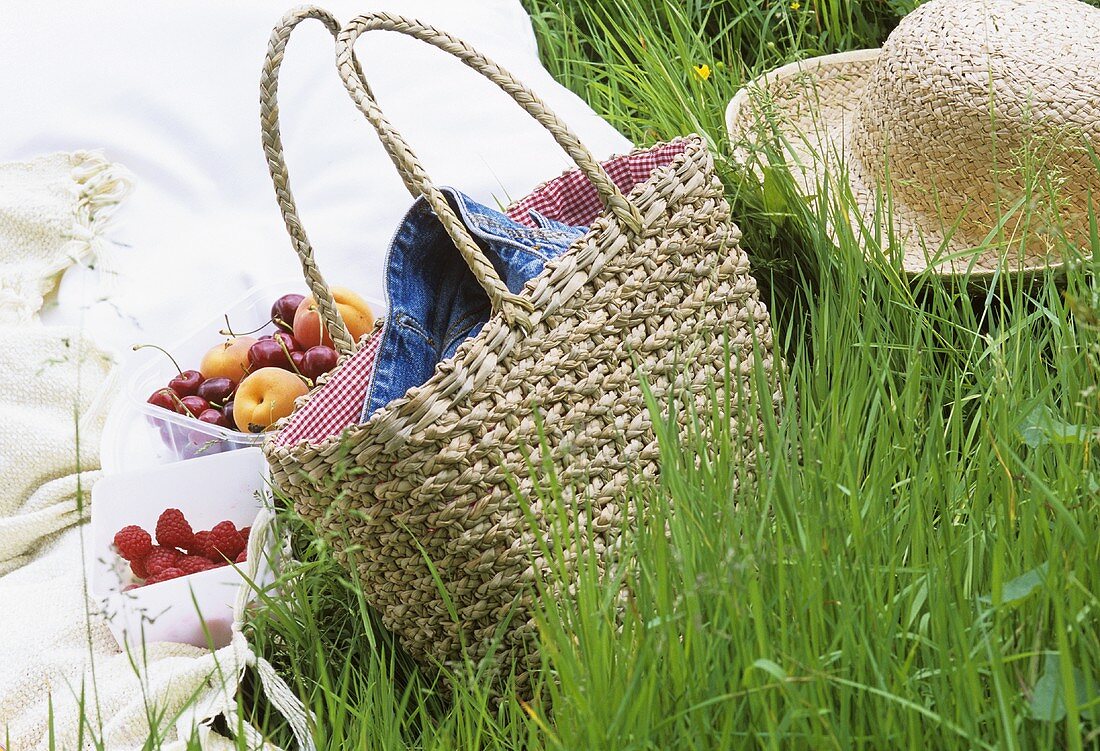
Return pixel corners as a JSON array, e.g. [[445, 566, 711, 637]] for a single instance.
[[274, 328, 383, 446], [506, 141, 686, 227], [276, 142, 685, 447]]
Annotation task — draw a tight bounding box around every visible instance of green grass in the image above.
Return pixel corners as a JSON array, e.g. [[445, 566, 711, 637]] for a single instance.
[[225, 2, 1100, 749]]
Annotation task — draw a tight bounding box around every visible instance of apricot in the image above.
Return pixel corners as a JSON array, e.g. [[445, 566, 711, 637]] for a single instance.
[[200, 337, 257, 383], [293, 286, 374, 349], [233, 367, 308, 433]]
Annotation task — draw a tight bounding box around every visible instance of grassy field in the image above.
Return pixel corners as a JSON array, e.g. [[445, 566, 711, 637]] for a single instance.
[[237, 2, 1100, 749]]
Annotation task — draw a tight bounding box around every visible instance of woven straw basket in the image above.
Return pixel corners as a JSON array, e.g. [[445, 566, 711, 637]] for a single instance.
[[261, 7, 780, 691]]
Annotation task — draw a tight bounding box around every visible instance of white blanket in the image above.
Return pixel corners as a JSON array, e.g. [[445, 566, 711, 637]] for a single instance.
[[0, 151, 233, 750]]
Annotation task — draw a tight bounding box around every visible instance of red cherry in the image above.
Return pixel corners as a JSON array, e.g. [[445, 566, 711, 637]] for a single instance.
[[196, 377, 236, 406], [289, 350, 306, 373], [301, 346, 338, 380], [197, 408, 223, 425], [148, 388, 178, 411], [272, 331, 299, 352], [200, 409, 234, 431], [177, 395, 210, 417], [272, 294, 305, 333], [248, 339, 293, 370], [168, 369, 204, 397], [221, 400, 236, 429]]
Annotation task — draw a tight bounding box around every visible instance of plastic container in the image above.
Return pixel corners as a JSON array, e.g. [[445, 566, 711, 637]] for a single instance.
[[88, 447, 275, 650], [102, 280, 382, 471]]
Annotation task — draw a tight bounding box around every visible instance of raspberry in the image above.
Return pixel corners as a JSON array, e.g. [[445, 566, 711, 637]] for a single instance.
[[156, 508, 195, 549], [238, 526, 251, 542], [177, 555, 214, 575], [188, 530, 211, 557], [206, 521, 245, 562], [113, 525, 152, 561], [147, 567, 185, 584], [234, 550, 247, 564], [130, 557, 149, 580], [144, 546, 180, 576]]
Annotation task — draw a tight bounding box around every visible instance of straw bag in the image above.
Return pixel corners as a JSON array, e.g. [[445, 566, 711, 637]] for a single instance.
[[261, 7, 780, 691]]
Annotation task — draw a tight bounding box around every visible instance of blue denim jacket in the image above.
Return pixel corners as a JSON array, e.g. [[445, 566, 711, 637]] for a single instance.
[[361, 188, 587, 421]]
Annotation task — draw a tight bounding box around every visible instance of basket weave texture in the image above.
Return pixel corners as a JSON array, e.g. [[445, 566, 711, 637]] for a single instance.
[[261, 7, 781, 690]]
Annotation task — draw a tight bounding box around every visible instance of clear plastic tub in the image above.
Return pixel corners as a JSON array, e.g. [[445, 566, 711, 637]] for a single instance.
[[102, 280, 382, 471], [88, 447, 275, 649]]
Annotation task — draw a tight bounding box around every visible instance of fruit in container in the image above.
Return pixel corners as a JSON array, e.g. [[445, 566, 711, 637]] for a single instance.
[[197, 408, 233, 430], [200, 336, 258, 383], [168, 369, 204, 397], [148, 388, 179, 412], [232, 367, 308, 433], [289, 350, 306, 374], [196, 377, 236, 406], [113, 526, 152, 562], [177, 395, 210, 417], [145, 546, 181, 576], [140, 287, 364, 452], [301, 345, 339, 380], [293, 286, 374, 349], [110, 509, 252, 589], [156, 508, 195, 549], [248, 336, 297, 371], [206, 520, 246, 561], [271, 293, 305, 333]]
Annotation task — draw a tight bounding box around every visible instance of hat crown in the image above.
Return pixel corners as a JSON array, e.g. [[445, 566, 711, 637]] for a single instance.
[[851, 0, 1100, 249]]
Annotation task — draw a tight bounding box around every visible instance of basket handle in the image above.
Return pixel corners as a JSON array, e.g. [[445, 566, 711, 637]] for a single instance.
[[260, 6, 364, 356], [331, 12, 646, 332]]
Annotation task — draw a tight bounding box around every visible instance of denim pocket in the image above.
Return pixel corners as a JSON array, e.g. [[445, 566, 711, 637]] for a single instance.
[[393, 311, 436, 348]]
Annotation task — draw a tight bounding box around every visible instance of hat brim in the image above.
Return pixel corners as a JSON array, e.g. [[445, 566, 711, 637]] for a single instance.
[[726, 50, 1074, 279]]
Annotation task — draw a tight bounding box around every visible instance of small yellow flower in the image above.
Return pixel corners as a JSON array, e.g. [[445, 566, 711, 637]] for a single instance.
[[693, 64, 712, 81], [790, 1, 801, 9]]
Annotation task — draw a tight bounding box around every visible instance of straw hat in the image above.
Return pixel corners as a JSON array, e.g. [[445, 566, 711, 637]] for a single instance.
[[726, 0, 1100, 278]]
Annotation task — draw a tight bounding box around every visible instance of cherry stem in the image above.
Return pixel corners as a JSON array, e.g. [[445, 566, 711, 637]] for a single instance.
[[156, 387, 196, 418], [219, 315, 277, 338], [277, 337, 312, 386], [133, 344, 183, 374]]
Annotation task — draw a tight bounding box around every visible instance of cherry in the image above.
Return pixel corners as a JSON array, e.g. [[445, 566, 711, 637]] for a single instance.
[[197, 408, 223, 425], [272, 331, 299, 352], [258, 334, 273, 341], [272, 293, 305, 333], [301, 345, 338, 380], [148, 388, 178, 411], [168, 369, 204, 397], [222, 400, 236, 428], [197, 407, 233, 431], [177, 395, 209, 417], [289, 351, 306, 374], [197, 377, 236, 406], [249, 339, 293, 370]]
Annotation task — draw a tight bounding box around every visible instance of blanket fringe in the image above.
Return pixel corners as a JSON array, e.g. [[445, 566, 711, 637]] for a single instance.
[[64, 150, 133, 270]]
